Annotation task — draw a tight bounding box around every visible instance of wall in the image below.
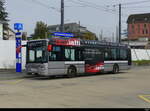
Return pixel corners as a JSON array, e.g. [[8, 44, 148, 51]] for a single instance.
[[0, 40, 26, 69], [0, 40, 150, 69], [131, 49, 150, 61]]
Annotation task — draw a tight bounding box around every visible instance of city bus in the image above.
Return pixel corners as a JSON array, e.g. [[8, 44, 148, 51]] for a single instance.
[[25, 37, 132, 77]]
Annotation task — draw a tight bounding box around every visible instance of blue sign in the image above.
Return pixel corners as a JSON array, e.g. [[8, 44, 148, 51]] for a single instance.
[[14, 23, 23, 31], [16, 32, 22, 72], [53, 32, 74, 37]]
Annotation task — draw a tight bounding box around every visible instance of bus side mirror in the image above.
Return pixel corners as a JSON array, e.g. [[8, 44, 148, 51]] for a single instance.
[[48, 45, 52, 51]]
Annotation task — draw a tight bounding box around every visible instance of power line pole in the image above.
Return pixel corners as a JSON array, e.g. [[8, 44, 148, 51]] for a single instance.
[[79, 21, 81, 37], [60, 0, 64, 32], [116, 25, 119, 43], [119, 3, 121, 43], [100, 29, 103, 41]]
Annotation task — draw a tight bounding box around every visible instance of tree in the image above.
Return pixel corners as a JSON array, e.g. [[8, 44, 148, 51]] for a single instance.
[[82, 31, 98, 40], [22, 32, 27, 40], [32, 21, 48, 40], [0, 0, 9, 30], [71, 31, 98, 40]]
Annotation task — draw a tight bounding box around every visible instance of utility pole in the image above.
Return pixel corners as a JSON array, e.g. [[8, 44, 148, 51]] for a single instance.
[[100, 29, 103, 41], [79, 21, 81, 37], [112, 32, 114, 42], [116, 25, 119, 43], [60, 0, 64, 32], [119, 3, 121, 43]]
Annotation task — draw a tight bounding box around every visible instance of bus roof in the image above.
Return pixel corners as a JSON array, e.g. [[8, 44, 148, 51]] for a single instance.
[[27, 38, 129, 48], [48, 37, 129, 48]]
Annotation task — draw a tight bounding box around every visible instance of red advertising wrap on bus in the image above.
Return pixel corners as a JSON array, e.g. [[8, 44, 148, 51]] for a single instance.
[[85, 62, 104, 73], [54, 38, 81, 46]]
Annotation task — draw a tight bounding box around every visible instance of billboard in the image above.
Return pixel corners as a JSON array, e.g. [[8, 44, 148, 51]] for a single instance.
[[0, 24, 3, 40]]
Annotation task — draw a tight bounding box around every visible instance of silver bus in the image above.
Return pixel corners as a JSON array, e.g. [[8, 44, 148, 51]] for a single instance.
[[25, 38, 132, 77]]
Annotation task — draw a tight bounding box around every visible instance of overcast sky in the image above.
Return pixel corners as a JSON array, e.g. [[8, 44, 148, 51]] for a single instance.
[[5, 0, 150, 39]]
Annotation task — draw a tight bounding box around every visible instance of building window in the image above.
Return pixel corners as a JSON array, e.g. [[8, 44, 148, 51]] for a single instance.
[[143, 30, 145, 34], [138, 24, 140, 34], [132, 24, 135, 34], [146, 29, 148, 34]]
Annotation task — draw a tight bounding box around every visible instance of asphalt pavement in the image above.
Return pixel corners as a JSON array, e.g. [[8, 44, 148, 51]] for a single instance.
[[0, 69, 26, 80], [0, 65, 149, 80]]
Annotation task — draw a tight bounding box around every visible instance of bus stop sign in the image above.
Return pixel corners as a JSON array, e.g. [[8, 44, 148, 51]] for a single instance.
[[15, 32, 22, 72], [14, 23, 23, 31], [14, 23, 23, 73]]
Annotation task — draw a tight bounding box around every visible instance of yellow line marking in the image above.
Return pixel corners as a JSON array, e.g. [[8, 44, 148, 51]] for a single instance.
[[9, 79, 25, 85], [0, 79, 25, 85], [138, 95, 150, 103]]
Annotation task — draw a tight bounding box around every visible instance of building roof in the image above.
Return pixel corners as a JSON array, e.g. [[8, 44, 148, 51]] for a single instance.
[[48, 22, 86, 28], [122, 41, 148, 46], [127, 13, 150, 23]]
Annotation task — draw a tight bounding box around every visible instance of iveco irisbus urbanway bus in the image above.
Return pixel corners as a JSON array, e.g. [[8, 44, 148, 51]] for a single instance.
[[25, 37, 131, 77]]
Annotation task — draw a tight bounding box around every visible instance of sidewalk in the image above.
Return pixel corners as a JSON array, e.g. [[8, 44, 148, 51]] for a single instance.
[[0, 69, 26, 80]]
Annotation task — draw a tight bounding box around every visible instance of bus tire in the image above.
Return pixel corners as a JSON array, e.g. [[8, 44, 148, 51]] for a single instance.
[[67, 66, 77, 78], [112, 64, 119, 74], [27, 72, 32, 75]]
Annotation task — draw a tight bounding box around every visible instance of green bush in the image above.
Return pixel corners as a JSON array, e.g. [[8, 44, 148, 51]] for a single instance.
[[133, 60, 150, 66]]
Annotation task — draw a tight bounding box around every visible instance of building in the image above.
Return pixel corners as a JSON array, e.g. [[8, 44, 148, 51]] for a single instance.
[[3, 27, 15, 40], [48, 22, 88, 33], [0, 21, 15, 40], [48, 22, 98, 40], [127, 13, 150, 40]]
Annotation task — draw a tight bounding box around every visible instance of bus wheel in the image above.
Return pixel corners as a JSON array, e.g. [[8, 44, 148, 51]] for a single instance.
[[112, 65, 119, 74], [67, 67, 77, 78], [27, 73, 32, 75]]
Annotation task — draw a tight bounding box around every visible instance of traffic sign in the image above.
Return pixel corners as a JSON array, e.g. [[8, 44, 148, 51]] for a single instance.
[[53, 32, 74, 37], [14, 23, 23, 31]]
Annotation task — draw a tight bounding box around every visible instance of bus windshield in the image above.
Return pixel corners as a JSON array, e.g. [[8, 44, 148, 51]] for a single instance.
[[27, 41, 48, 63]]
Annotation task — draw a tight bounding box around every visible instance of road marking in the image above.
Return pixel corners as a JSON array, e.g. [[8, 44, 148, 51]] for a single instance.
[[0, 79, 25, 85], [138, 95, 150, 103], [9, 79, 25, 85]]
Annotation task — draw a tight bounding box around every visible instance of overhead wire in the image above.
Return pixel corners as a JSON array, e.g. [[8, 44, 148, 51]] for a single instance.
[[120, 0, 150, 6], [24, 0, 60, 13], [67, 0, 118, 15]]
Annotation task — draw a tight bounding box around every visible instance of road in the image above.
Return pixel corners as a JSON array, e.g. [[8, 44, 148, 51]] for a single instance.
[[0, 66, 150, 108]]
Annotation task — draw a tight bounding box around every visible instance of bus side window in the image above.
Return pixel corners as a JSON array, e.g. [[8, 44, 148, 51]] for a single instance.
[[116, 48, 120, 60], [49, 46, 62, 61], [104, 52, 109, 60], [111, 48, 119, 60], [104, 48, 111, 60], [49, 52, 56, 61], [120, 48, 128, 60], [65, 48, 75, 61], [76, 49, 83, 61]]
